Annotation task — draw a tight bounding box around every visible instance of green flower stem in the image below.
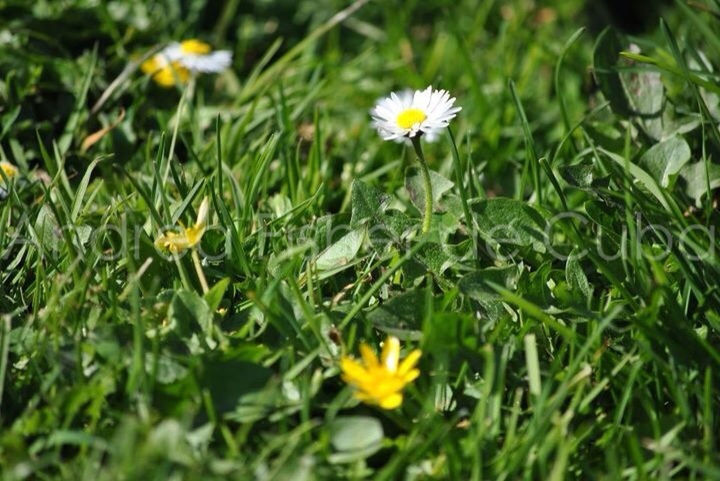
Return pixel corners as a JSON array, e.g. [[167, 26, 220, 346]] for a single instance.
[[172, 253, 193, 291], [411, 136, 433, 234], [191, 249, 209, 294]]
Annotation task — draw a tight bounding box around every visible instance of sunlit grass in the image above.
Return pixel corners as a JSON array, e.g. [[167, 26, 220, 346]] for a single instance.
[[1, 0, 719, 479]]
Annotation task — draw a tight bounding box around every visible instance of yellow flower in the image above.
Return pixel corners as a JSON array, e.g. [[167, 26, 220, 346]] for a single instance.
[[141, 39, 232, 88], [0, 161, 18, 182], [340, 336, 421, 409], [155, 197, 210, 254]]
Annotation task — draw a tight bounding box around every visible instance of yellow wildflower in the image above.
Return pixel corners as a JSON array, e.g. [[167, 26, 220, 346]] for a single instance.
[[340, 336, 421, 409], [155, 197, 210, 254]]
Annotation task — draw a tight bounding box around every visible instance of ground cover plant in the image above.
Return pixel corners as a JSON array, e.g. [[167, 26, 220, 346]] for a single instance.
[[2, 0, 720, 479]]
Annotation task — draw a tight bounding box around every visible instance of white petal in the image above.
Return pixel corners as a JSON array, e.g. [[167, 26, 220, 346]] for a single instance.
[[181, 50, 232, 72], [161, 43, 183, 61]]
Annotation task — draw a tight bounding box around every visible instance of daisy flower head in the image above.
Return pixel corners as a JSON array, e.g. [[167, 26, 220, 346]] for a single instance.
[[141, 39, 232, 88], [371, 86, 461, 142], [340, 336, 421, 410], [155, 197, 210, 254]]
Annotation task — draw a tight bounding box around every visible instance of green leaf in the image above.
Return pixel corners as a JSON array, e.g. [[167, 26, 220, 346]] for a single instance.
[[315, 227, 365, 271], [470, 198, 548, 253], [169, 289, 214, 346], [328, 416, 383, 463], [593, 27, 632, 116], [147, 352, 188, 384], [268, 193, 294, 218], [559, 160, 594, 188], [0, 105, 21, 141], [350, 179, 389, 227], [198, 357, 272, 415], [594, 32, 666, 138], [678, 161, 720, 206], [71, 156, 103, 222], [415, 242, 452, 275], [204, 278, 231, 312], [565, 249, 592, 306], [599, 147, 674, 212], [34, 204, 61, 253], [638, 136, 691, 188], [367, 210, 415, 249], [367, 289, 427, 340], [405, 167, 454, 213], [459, 266, 522, 322], [622, 60, 665, 139], [459, 265, 522, 295]]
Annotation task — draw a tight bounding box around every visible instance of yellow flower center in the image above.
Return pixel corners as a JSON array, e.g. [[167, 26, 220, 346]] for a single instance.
[[180, 39, 211, 55], [396, 108, 426, 129], [141, 59, 190, 88]]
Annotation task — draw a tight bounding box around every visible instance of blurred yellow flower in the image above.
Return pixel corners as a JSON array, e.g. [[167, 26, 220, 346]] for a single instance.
[[141, 39, 232, 87], [155, 197, 210, 254], [340, 336, 421, 409], [0, 161, 18, 182]]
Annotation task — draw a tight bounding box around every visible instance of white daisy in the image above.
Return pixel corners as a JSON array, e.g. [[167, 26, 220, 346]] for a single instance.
[[162, 41, 232, 73], [141, 39, 232, 87], [371, 86, 461, 142]]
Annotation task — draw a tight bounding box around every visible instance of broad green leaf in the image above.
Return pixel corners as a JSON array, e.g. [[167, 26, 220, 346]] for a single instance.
[[638, 136, 691, 188], [622, 61, 664, 139], [367, 209, 415, 249], [459, 266, 522, 322], [146, 352, 188, 384], [594, 29, 667, 138], [350, 179, 389, 227], [679, 161, 720, 206], [415, 242, 452, 275], [405, 167, 454, 213], [566, 249, 592, 306], [169, 289, 214, 345], [470, 198, 548, 253], [599, 147, 673, 211], [459, 265, 522, 295], [367, 289, 428, 340], [268, 193, 294, 218], [315, 227, 365, 271], [559, 160, 594, 188], [328, 416, 383, 463], [198, 357, 272, 415], [34, 204, 62, 253]]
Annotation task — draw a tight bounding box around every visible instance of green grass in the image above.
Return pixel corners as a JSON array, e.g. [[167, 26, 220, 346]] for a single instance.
[[2, 0, 720, 479]]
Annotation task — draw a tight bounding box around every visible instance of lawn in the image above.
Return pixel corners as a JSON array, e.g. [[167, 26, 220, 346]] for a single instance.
[[1, 0, 720, 479]]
